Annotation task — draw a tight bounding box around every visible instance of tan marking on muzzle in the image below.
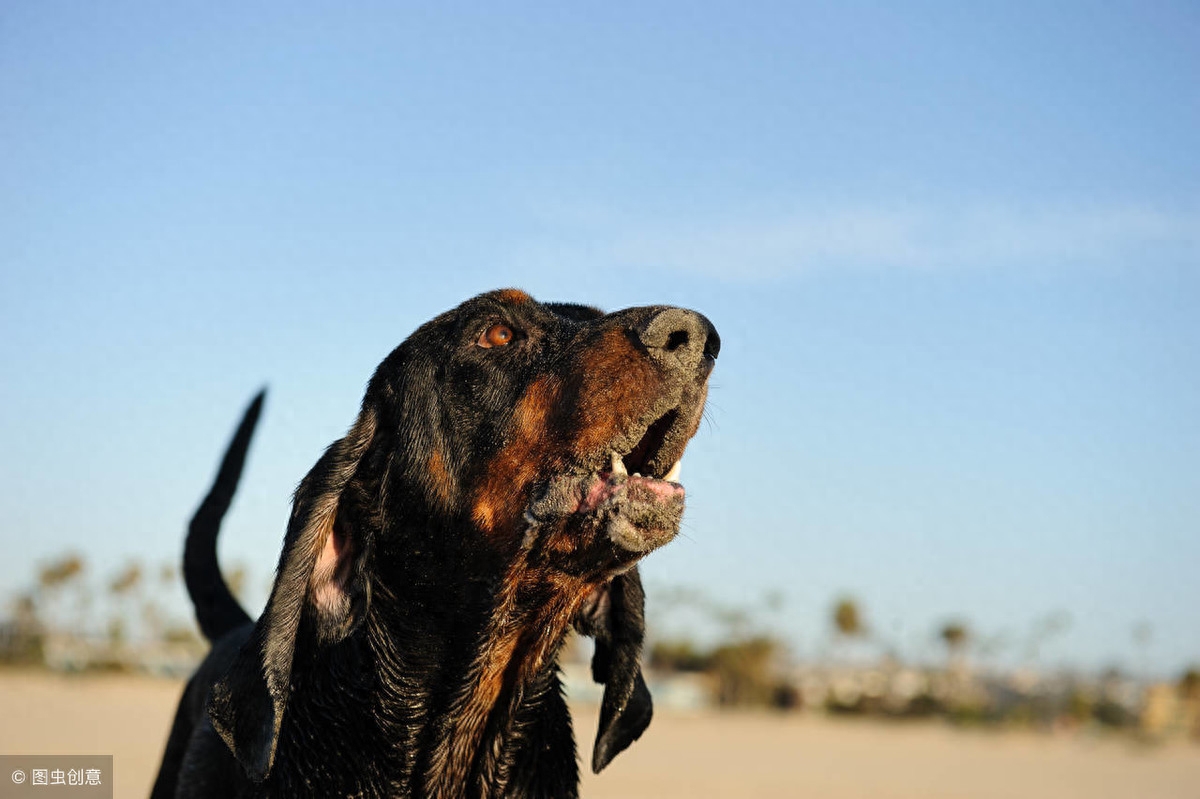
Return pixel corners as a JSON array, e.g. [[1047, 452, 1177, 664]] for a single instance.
[[472, 376, 563, 543]]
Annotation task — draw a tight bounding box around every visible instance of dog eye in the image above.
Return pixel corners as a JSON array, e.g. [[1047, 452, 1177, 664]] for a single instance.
[[477, 323, 514, 348]]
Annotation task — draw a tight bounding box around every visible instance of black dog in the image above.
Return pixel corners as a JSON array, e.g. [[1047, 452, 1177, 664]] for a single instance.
[[151, 289, 718, 798]]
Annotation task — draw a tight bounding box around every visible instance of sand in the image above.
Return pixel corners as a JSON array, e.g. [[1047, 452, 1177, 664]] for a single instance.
[[1, 671, 1196, 798]]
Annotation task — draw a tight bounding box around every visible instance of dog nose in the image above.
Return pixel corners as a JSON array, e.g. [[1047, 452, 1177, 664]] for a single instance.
[[636, 308, 720, 373]]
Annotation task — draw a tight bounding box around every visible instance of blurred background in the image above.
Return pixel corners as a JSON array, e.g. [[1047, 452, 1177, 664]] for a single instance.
[[2, 2, 1198, 797]]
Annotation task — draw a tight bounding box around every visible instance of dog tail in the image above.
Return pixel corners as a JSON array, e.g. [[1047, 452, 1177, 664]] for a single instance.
[[185, 390, 264, 642]]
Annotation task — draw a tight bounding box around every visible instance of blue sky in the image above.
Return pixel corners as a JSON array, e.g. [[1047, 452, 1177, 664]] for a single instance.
[[2, 2, 1197, 674]]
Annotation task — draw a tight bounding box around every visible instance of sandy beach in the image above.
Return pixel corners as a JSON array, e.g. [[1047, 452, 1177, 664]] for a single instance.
[[1, 671, 1196, 798]]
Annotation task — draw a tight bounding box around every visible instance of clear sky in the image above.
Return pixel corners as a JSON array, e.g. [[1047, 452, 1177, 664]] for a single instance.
[[2, 2, 1197, 675]]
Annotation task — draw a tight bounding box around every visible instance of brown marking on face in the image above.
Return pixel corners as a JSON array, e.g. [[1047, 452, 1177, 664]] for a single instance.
[[568, 328, 664, 461], [426, 449, 453, 507], [495, 288, 532, 305], [471, 376, 564, 543]]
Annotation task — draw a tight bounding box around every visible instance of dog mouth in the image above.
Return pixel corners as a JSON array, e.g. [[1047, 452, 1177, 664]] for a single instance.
[[523, 405, 695, 564], [605, 408, 684, 483], [582, 406, 690, 521]]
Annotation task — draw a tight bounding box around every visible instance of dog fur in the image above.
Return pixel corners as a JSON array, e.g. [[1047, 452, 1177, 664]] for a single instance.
[[150, 289, 718, 798]]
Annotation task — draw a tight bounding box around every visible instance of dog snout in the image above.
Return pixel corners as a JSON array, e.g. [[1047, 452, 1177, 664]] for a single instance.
[[635, 308, 720, 375]]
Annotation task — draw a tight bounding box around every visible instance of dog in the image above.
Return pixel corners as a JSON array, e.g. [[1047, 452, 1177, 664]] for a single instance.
[[150, 289, 719, 798]]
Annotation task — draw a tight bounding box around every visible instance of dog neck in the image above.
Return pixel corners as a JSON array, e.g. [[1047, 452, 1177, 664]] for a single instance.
[[420, 554, 593, 797], [279, 544, 592, 798]]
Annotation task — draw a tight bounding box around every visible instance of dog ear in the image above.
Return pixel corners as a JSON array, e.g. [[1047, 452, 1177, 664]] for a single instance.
[[207, 406, 378, 782], [574, 567, 654, 773]]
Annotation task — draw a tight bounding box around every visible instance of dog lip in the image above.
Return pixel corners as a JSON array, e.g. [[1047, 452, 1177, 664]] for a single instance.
[[584, 471, 684, 511], [523, 467, 685, 530]]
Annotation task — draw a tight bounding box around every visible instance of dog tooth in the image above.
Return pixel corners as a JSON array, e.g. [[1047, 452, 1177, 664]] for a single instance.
[[610, 451, 628, 476], [665, 460, 682, 482]]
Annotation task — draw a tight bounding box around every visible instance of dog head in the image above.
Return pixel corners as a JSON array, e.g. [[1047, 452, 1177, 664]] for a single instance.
[[209, 289, 719, 780]]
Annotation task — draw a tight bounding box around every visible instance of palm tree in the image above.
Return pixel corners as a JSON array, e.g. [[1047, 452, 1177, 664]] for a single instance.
[[108, 561, 143, 648], [35, 553, 89, 636], [829, 596, 868, 664], [939, 621, 970, 672], [833, 596, 864, 638]]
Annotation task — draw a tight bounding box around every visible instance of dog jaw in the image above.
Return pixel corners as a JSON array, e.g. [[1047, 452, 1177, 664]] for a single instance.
[[522, 460, 687, 572]]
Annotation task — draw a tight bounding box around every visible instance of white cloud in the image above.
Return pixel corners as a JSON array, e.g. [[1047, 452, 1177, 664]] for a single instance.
[[520, 203, 1200, 280]]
